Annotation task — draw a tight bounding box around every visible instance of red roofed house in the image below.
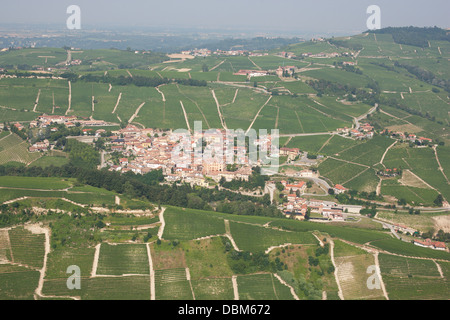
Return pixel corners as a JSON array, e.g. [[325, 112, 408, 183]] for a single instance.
[[334, 184, 348, 194], [413, 238, 447, 251], [285, 181, 306, 194]]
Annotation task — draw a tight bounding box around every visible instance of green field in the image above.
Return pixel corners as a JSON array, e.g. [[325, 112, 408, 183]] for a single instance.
[[162, 207, 226, 240], [8, 227, 46, 269], [229, 221, 317, 253], [154, 268, 193, 300], [0, 133, 41, 165], [237, 273, 295, 300], [96, 244, 149, 276]]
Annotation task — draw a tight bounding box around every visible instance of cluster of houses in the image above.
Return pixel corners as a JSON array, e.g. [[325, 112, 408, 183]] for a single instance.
[[276, 177, 357, 221], [233, 65, 299, 79], [68, 59, 82, 66], [282, 194, 361, 221], [29, 139, 50, 152], [180, 48, 271, 58], [337, 122, 374, 140], [301, 51, 354, 59], [106, 125, 278, 187], [233, 69, 269, 77], [377, 168, 401, 178], [382, 129, 433, 145], [29, 115, 108, 130]]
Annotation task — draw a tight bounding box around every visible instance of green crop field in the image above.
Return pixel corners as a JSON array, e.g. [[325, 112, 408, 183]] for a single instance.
[[378, 253, 441, 277], [96, 244, 149, 276], [229, 221, 317, 253], [370, 239, 450, 261], [382, 275, 449, 300], [162, 207, 226, 240], [0, 267, 41, 300], [85, 276, 151, 300], [0, 176, 73, 190], [8, 227, 46, 269], [183, 237, 234, 280], [191, 278, 235, 300], [237, 273, 295, 300], [269, 219, 390, 245], [0, 133, 42, 165], [154, 268, 193, 300]]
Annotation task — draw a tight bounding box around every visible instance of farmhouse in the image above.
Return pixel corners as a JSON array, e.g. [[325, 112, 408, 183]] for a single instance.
[[233, 69, 269, 77], [413, 238, 447, 251], [333, 184, 348, 194], [280, 147, 300, 157], [29, 140, 50, 152], [282, 180, 306, 193]]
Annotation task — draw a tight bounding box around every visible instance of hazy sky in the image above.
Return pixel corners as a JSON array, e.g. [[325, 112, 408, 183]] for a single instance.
[[1, 0, 449, 35]]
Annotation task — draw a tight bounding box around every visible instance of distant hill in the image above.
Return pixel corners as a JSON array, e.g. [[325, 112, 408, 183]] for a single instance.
[[186, 37, 305, 52], [368, 26, 450, 48]]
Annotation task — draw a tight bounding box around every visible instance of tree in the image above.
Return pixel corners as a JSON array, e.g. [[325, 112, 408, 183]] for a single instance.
[[304, 208, 311, 221], [434, 194, 444, 207], [202, 64, 209, 73]]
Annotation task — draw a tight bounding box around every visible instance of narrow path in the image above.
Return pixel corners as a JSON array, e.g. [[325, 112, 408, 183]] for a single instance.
[[126, 70, 133, 78], [248, 57, 262, 70], [265, 243, 292, 254], [186, 267, 196, 300], [65, 81, 71, 115], [157, 207, 166, 240], [112, 92, 122, 114], [155, 86, 166, 102], [177, 85, 211, 129], [224, 220, 241, 252], [318, 135, 334, 153], [433, 145, 449, 184], [52, 92, 55, 114], [146, 243, 156, 300], [128, 102, 146, 123], [274, 106, 279, 129], [378, 141, 397, 167], [91, 243, 101, 277], [210, 59, 226, 72], [211, 89, 227, 129], [232, 275, 239, 300], [33, 89, 41, 112], [232, 89, 239, 104], [246, 96, 272, 134], [329, 239, 345, 300], [374, 252, 389, 300], [273, 273, 299, 300], [341, 167, 370, 185], [108, 84, 112, 92], [294, 111, 305, 133], [91, 96, 95, 118], [312, 233, 324, 247], [376, 177, 383, 196], [434, 260, 444, 279], [328, 156, 370, 168], [179, 101, 191, 132]]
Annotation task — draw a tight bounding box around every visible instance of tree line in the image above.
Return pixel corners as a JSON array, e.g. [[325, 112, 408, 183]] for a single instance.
[[0, 163, 282, 218]]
